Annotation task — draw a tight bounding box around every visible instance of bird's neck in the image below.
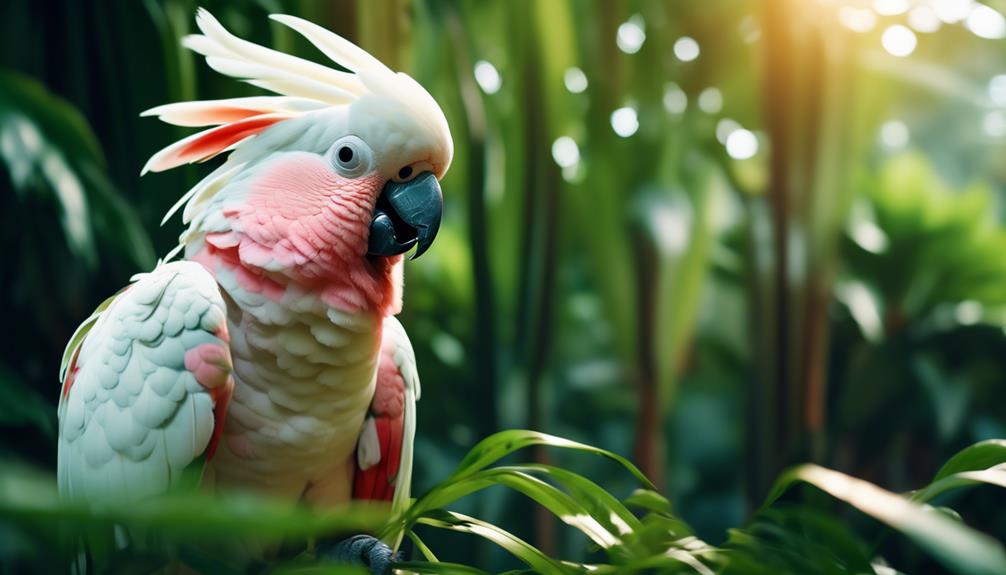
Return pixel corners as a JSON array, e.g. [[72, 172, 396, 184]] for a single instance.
[[188, 234, 401, 317]]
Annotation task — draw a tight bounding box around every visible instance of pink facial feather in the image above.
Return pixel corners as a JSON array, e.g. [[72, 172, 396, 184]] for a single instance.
[[194, 153, 402, 316]]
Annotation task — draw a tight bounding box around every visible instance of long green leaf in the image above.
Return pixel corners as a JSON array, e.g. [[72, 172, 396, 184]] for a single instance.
[[0, 466, 388, 539], [763, 464, 1006, 575], [393, 561, 493, 575], [910, 468, 1006, 505], [448, 430, 654, 489], [934, 440, 1006, 482], [417, 509, 574, 575]]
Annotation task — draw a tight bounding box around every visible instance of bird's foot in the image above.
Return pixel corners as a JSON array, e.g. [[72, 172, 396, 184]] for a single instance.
[[318, 534, 399, 575]]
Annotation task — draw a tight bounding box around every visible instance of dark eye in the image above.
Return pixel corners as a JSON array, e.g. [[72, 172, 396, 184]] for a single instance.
[[398, 165, 413, 180], [338, 146, 355, 163]]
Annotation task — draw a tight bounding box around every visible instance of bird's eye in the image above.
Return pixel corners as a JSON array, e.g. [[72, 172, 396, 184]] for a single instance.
[[330, 136, 372, 178]]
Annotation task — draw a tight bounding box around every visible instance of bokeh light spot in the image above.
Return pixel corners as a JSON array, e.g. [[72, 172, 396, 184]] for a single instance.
[[955, 300, 984, 325], [983, 111, 1006, 138], [551, 136, 580, 168], [880, 120, 910, 148], [966, 4, 1006, 39], [611, 107, 639, 138], [881, 25, 917, 57], [698, 87, 723, 114], [473, 60, 501, 94], [838, 7, 876, 33], [564, 67, 588, 94], [933, 0, 973, 23], [726, 129, 758, 159], [673, 37, 700, 62], [874, 0, 909, 16], [664, 83, 688, 115], [617, 15, 646, 54], [908, 6, 942, 33], [989, 74, 1006, 106], [716, 118, 741, 144]]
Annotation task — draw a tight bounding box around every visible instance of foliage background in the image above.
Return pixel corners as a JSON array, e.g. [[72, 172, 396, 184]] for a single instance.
[[2, 0, 1006, 573]]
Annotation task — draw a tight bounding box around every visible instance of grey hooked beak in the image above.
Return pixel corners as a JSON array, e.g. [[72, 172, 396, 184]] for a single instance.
[[367, 172, 443, 259]]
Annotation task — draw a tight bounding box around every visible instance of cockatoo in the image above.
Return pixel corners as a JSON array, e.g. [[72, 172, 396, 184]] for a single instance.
[[56, 8, 451, 572]]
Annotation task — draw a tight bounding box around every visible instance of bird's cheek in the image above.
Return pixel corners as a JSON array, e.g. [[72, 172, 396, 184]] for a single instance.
[[239, 154, 381, 261]]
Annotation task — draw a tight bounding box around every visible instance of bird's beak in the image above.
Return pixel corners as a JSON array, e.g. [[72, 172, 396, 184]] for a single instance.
[[367, 172, 443, 260]]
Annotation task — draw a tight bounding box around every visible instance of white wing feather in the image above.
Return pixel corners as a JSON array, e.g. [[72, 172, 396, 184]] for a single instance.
[[58, 261, 232, 502], [382, 316, 420, 547]]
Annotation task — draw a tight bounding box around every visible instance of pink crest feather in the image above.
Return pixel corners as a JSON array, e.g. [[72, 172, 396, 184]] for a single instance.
[[142, 113, 289, 174]]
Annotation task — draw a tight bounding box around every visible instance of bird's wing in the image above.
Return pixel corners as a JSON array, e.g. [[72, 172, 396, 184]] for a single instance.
[[353, 316, 420, 522], [58, 261, 233, 502]]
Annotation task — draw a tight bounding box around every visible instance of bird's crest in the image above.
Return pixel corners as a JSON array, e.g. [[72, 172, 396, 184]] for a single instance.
[[143, 8, 450, 231]]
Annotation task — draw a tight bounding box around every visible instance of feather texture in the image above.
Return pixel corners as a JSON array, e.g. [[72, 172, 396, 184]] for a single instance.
[[353, 316, 419, 548], [144, 7, 451, 239], [58, 262, 234, 501]]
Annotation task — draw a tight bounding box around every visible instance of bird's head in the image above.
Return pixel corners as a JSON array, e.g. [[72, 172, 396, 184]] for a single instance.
[[143, 9, 452, 312]]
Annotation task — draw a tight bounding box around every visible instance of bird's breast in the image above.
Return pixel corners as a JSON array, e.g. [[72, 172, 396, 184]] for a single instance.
[[205, 277, 382, 501]]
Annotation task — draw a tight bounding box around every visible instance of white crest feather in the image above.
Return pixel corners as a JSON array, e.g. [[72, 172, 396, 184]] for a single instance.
[[144, 7, 452, 256]]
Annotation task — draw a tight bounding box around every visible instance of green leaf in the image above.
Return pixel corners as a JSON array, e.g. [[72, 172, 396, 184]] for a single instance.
[[393, 561, 493, 575], [416, 509, 574, 575], [0, 365, 55, 438], [934, 440, 1006, 482], [763, 464, 1006, 575], [623, 489, 675, 517], [723, 506, 875, 575], [0, 466, 388, 540], [390, 461, 646, 552], [0, 69, 153, 270], [911, 469, 1006, 505], [448, 430, 654, 490], [267, 563, 368, 575], [391, 467, 620, 550]]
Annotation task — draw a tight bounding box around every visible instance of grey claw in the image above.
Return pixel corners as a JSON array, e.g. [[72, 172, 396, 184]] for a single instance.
[[318, 534, 399, 575]]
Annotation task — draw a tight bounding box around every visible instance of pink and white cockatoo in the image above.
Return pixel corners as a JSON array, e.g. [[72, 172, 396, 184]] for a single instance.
[[56, 8, 451, 571]]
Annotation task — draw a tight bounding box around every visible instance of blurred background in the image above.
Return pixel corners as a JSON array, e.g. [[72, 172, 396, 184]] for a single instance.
[[2, 0, 1006, 571]]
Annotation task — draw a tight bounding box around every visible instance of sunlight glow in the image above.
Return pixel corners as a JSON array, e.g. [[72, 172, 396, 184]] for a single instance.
[[880, 120, 910, 148], [610, 107, 639, 137], [881, 25, 917, 57], [698, 87, 723, 114], [664, 83, 688, 115], [908, 6, 942, 33], [874, 0, 909, 16], [673, 36, 700, 62], [551, 137, 580, 168], [725, 129, 758, 160], [838, 7, 877, 33], [473, 60, 501, 94], [966, 4, 1006, 39], [564, 67, 588, 94], [617, 15, 646, 54]]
